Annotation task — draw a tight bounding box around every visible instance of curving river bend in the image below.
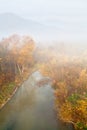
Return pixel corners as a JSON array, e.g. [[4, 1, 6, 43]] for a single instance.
[[0, 71, 73, 130]]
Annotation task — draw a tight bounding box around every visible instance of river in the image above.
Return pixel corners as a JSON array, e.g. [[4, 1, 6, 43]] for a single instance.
[[0, 71, 73, 130]]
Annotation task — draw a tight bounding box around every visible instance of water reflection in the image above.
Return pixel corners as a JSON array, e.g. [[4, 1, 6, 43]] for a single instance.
[[0, 71, 73, 130]]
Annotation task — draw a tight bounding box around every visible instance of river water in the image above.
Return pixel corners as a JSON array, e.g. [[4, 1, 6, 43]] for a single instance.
[[0, 71, 73, 130]]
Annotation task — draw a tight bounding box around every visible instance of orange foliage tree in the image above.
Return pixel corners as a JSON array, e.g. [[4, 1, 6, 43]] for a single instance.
[[0, 34, 35, 107], [36, 46, 87, 130]]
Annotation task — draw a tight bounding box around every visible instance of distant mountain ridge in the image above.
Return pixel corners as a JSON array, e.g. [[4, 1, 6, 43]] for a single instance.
[[0, 13, 46, 32], [0, 13, 87, 43], [0, 13, 61, 41]]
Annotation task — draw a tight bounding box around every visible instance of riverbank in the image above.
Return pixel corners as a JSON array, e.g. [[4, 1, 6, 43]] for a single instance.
[[0, 68, 37, 110], [0, 86, 18, 110]]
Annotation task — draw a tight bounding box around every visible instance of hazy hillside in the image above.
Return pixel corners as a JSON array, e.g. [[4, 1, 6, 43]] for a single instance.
[[0, 13, 61, 41], [0, 13, 87, 43], [0, 13, 46, 33]]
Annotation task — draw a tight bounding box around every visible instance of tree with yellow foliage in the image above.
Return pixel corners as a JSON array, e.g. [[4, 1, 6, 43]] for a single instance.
[[0, 35, 35, 108], [37, 46, 87, 130]]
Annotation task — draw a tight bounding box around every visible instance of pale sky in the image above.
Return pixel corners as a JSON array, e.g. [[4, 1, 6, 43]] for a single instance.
[[0, 0, 87, 21], [0, 0, 87, 41]]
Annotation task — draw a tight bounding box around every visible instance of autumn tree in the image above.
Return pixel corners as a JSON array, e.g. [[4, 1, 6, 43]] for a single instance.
[[0, 34, 35, 108], [36, 45, 87, 130]]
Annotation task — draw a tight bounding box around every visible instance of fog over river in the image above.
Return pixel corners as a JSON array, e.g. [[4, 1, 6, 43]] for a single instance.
[[0, 71, 73, 130]]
